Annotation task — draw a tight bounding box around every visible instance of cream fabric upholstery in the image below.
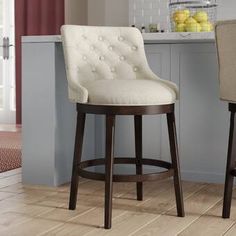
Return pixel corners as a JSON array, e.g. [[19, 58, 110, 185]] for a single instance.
[[61, 25, 178, 105], [215, 20, 236, 103], [84, 79, 176, 105]]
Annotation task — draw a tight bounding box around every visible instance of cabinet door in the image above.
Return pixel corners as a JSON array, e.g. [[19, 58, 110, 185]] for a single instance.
[[144, 44, 172, 162], [145, 44, 171, 80], [171, 44, 229, 182]]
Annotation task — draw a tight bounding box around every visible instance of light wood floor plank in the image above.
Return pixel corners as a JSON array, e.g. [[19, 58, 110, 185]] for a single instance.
[[0, 174, 21, 188], [0, 191, 16, 200], [0, 218, 63, 236], [83, 181, 204, 236], [224, 223, 236, 236], [178, 199, 236, 236], [0, 168, 235, 236], [131, 184, 223, 236], [0, 168, 21, 179], [0, 212, 32, 230], [86, 211, 158, 236], [42, 180, 169, 235], [0, 182, 26, 193]]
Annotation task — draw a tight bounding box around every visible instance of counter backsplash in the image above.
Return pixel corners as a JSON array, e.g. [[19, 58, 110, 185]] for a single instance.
[[129, 0, 169, 32]]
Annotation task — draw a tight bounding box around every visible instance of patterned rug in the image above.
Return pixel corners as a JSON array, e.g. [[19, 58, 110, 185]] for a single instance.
[[0, 131, 22, 173]]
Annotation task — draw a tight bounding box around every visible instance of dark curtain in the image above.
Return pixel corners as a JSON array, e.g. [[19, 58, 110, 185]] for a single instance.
[[15, 0, 65, 124]]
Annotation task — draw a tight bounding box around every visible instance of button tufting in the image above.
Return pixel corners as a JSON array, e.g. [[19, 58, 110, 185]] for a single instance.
[[110, 67, 116, 72], [118, 36, 124, 41], [82, 35, 87, 40], [98, 36, 103, 41], [92, 67, 96, 72], [83, 55, 87, 61], [90, 45, 95, 50], [99, 56, 105, 61], [132, 46, 138, 51], [133, 67, 138, 72], [108, 45, 113, 51], [120, 56, 125, 61]]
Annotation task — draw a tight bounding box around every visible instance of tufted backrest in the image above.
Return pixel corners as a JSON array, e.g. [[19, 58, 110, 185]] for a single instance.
[[61, 25, 157, 103], [215, 20, 236, 103]]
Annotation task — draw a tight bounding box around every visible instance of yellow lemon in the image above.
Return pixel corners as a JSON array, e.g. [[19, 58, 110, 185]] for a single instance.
[[185, 22, 201, 32], [173, 11, 188, 24], [175, 23, 186, 32], [183, 9, 190, 18], [185, 17, 197, 24], [200, 21, 213, 32], [193, 11, 208, 22]]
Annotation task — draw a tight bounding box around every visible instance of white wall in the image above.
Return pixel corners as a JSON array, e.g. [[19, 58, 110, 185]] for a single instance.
[[87, 0, 106, 26], [65, 0, 129, 26], [65, 0, 87, 25], [217, 0, 236, 20], [87, 0, 129, 26], [105, 0, 129, 26]]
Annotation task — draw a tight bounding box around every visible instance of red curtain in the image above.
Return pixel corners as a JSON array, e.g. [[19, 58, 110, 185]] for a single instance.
[[15, 0, 65, 124]]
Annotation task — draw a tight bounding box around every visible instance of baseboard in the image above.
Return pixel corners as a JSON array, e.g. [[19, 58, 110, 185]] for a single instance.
[[181, 170, 225, 184]]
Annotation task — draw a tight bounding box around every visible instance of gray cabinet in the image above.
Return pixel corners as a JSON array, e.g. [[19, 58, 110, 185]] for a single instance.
[[145, 44, 173, 162], [145, 43, 229, 182], [22, 39, 229, 186], [22, 43, 96, 186], [171, 44, 229, 182]]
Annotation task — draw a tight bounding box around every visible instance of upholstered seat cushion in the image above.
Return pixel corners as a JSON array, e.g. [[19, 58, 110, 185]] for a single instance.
[[83, 79, 178, 105]]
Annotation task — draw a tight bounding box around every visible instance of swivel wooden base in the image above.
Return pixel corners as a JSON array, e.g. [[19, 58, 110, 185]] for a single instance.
[[69, 103, 185, 229]]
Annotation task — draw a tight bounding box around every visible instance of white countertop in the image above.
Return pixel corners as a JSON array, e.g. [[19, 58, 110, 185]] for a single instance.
[[143, 32, 215, 43], [22, 32, 215, 44], [22, 35, 62, 43]]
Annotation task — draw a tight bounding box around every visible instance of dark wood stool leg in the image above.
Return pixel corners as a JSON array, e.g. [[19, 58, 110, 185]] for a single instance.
[[104, 115, 115, 229], [135, 115, 143, 201], [223, 107, 236, 218], [69, 113, 86, 210], [167, 112, 185, 217]]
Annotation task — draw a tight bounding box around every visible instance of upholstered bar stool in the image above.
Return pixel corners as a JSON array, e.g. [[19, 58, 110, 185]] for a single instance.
[[61, 25, 184, 229], [215, 20, 236, 218]]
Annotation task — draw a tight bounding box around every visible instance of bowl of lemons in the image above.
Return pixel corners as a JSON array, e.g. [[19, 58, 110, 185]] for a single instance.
[[170, 0, 217, 32]]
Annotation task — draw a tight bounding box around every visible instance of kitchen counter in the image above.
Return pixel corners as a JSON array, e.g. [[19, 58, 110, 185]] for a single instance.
[[22, 33, 228, 187], [22, 32, 215, 44]]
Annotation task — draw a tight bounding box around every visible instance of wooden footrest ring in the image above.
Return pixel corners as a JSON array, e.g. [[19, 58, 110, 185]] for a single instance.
[[78, 158, 174, 182]]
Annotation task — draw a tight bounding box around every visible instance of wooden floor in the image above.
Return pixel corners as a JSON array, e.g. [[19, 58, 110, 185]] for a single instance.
[[0, 124, 21, 132], [0, 169, 236, 235]]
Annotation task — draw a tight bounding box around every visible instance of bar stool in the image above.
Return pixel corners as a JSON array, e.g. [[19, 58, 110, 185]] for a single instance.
[[61, 25, 184, 229], [215, 20, 236, 218]]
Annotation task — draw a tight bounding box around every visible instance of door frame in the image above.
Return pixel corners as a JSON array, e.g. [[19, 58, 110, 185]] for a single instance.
[[0, 0, 16, 124]]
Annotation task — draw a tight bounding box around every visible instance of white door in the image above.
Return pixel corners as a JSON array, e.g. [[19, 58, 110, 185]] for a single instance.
[[0, 0, 15, 124]]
